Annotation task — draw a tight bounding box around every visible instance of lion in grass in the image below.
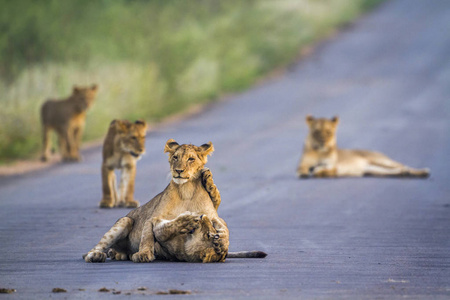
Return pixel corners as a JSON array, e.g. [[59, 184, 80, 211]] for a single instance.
[[84, 139, 266, 263], [40, 84, 98, 162], [99, 119, 148, 209], [297, 115, 430, 178]]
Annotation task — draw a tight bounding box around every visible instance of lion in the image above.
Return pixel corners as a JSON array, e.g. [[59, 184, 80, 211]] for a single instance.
[[297, 115, 430, 178], [99, 119, 148, 209], [84, 139, 266, 263], [40, 84, 98, 162]]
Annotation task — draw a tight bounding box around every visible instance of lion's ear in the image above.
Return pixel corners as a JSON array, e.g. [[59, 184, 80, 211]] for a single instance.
[[164, 139, 179, 154], [197, 142, 214, 157], [331, 116, 339, 125], [114, 119, 131, 133], [73, 85, 80, 94], [91, 84, 98, 91], [135, 120, 148, 132], [306, 115, 314, 125]]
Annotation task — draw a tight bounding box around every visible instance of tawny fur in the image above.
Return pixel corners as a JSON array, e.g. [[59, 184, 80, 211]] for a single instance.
[[99, 119, 148, 209], [85, 140, 230, 263], [40, 84, 98, 162], [297, 115, 430, 178]]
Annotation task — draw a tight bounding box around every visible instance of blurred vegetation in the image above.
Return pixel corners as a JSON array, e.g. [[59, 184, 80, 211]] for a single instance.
[[0, 0, 384, 162]]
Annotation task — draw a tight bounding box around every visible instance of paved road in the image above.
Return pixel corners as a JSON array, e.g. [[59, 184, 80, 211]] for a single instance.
[[1, 0, 450, 298]]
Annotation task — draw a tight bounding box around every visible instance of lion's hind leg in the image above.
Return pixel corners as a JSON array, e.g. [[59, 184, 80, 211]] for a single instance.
[[201, 168, 221, 210], [152, 212, 202, 242], [84, 217, 133, 263], [364, 152, 429, 177], [41, 125, 52, 162]]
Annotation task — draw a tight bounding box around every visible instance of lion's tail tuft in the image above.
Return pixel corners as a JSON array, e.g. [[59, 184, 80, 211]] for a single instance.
[[227, 251, 267, 258]]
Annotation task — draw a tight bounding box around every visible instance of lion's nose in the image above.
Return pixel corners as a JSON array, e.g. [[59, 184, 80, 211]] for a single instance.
[[175, 169, 184, 175]]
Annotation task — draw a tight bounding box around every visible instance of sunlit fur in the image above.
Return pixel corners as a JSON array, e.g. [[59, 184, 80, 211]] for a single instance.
[[85, 139, 229, 263]]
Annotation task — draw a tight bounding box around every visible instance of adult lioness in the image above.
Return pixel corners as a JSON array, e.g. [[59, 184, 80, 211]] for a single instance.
[[99, 119, 148, 208], [41, 84, 98, 162], [85, 140, 230, 263], [297, 115, 430, 178]]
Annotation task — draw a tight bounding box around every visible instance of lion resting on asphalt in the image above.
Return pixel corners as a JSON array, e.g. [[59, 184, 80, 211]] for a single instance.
[[85, 139, 266, 263], [40, 84, 98, 162], [297, 115, 430, 178], [99, 119, 148, 209]]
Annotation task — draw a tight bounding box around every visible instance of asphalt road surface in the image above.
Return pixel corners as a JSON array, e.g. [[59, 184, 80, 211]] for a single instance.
[[1, 0, 449, 298]]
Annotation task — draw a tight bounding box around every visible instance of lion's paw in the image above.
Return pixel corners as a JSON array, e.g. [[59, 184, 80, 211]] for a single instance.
[[99, 198, 115, 208], [210, 231, 229, 255], [84, 251, 107, 263], [201, 168, 212, 185], [124, 200, 140, 208], [107, 249, 128, 261], [176, 212, 202, 234], [131, 251, 155, 263]]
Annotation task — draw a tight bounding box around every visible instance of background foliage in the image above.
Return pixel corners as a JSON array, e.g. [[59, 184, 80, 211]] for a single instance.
[[0, 0, 383, 162]]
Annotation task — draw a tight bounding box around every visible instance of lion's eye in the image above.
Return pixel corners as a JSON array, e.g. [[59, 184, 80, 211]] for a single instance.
[[188, 157, 195, 162], [131, 136, 137, 140], [173, 156, 178, 161]]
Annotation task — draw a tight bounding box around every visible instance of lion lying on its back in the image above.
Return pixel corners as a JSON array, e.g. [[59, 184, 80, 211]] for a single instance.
[[297, 115, 430, 178], [84, 139, 266, 263]]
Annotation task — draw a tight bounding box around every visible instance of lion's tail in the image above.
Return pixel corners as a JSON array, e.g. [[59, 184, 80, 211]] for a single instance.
[[227, 251, 267, 259]]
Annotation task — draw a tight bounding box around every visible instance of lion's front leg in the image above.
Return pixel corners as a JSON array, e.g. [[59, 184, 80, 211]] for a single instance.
[[99, 164, 117, 208], [312, 165, 337, 177], [117, 165, 139, 208], [132, 219, 156, 263], [152, 212, 202, 242], [297, 154, 316, 178], [71, 124, 84, 161], [84, 217, 133, 263], [201, 168, 221, 210]]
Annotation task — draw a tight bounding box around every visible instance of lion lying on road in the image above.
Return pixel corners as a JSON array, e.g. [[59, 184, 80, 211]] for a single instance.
[[99, 119, 148, 209], [41, 84, 98, 162], [85, 139, 266, 263], [297, 115, 430, 178]]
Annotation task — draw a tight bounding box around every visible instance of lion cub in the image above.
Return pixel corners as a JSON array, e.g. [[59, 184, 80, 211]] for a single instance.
[[99, 119, 148, 208], [85, 140, 230, 263], [297, 115, 430, 178], [41, 84, 98, 162]]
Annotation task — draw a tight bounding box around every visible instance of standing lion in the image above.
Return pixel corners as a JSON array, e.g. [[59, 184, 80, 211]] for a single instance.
[[40, 84, 98, 162], [99, 119, 148, 208]]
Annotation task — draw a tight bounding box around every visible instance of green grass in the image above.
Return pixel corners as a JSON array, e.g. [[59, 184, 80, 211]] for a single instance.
[[0, 0, 384, 163]]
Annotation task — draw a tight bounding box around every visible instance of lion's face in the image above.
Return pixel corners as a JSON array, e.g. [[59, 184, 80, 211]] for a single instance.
[[164, 139, 214, 185], [187, 216, 228, 263], [114, 120, 148, 158], [72, 84, 98, 108], [306, 115, 339, 150]]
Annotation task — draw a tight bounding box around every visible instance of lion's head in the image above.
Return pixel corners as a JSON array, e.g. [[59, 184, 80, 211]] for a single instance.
[[186, 215, 228, 263], [72, 84, 98, 109], [164, 139, 214, 185], [306, 115, 339, 150], [112, 119, 148, 158]]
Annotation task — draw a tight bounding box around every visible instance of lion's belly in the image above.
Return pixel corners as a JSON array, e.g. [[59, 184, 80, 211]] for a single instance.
[[336, 149, 369, 176]]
